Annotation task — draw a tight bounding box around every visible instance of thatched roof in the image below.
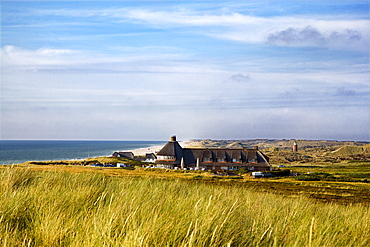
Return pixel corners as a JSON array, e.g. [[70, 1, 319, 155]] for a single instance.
[[146, 153, 157, 159], [231, 150, 242, 159], [155, 136, 270, 169], [156, 141, 183, 156], [112, 152, 134, 159]]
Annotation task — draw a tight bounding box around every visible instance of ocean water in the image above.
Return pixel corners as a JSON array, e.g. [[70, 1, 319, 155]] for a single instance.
[[0, 140, 166, 165]]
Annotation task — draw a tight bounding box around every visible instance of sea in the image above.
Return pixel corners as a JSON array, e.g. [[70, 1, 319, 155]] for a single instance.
[[0, 140, 166, 165]]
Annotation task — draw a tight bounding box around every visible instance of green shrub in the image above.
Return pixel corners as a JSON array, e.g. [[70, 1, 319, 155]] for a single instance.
[[270, 169, 291, 177], [235, 167, 250, 174], [296, 172, 334, 181]]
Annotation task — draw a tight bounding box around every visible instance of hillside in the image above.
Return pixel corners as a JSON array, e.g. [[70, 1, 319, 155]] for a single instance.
[[185, 139, 370, 163], [331, 144, 370, 156]]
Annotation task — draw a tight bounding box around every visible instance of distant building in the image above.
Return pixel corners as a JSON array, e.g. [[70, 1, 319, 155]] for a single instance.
[[155, 136, 271, 171], [144, 153, 157, 163], [293, 142, 298, 152], [112, 151, 135, 159]]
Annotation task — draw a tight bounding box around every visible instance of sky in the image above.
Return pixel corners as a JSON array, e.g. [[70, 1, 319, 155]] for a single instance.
[[1, 0, 369, 141]]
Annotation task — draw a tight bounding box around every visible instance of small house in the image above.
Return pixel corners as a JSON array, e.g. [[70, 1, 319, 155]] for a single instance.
[[112, 151, 135, 159], [145, 153, 157, 163]]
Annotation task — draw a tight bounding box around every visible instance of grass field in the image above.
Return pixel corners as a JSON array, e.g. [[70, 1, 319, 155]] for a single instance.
[[1, 166, 370, 246], [16, 157, 370, 205]]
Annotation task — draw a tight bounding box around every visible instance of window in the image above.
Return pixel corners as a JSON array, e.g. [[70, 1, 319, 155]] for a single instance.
[[217, 158, 225, 162], [248, 159, 256, 163], [157, 156, 175, 160], [221, 166, 228, 170], [232, 159, 241, 163], [203, 158, 211, 162]]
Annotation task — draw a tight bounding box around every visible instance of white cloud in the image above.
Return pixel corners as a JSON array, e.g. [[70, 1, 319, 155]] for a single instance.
[[1, 46, 82, 69], [2, 3, 369, 140], [118, 9, 369, 50], [31, 7, 370, 50], [2, 46, 368, 108], [267, 25, 368, 51], [0, 45, 223, 74]]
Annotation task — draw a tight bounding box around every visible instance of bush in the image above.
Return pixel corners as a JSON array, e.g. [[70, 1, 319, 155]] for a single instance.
[[270, 169, 291, 177], [296, 172, 334, 181], [235, 168, 250, 175], [121, 166, 135, 170]]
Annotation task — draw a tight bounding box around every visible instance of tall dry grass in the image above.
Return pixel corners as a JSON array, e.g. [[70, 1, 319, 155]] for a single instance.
[[0, 167, 369, 246]]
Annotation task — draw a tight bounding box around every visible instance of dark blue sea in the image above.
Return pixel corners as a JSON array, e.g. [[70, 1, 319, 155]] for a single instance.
[[0, 140, 166, 165]]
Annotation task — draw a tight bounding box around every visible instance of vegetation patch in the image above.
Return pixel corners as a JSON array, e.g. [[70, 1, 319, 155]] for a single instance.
[[331, 144, 370, 156], [1, 168, 369, 246], [296, 172, 335, 181]]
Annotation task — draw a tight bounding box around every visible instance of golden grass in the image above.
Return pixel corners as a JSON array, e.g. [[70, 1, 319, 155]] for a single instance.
[[331, 145, 370, 156], [1, 167, 369, 246], [6, 163, 370, 205]]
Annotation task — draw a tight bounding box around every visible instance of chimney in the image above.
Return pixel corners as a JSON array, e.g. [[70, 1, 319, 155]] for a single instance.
[[170, 135, 177, 142], [254, 146, 258, 150]]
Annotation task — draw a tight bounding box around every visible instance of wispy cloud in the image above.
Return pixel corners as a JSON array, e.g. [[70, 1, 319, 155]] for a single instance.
[[1, 46, 82, 70], [26, 6, 370, 51], [1, 45, 222, 74], [1, 1, 369, 140]]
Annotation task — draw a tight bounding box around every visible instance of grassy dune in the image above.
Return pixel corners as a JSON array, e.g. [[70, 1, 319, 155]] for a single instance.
[[1, 167, 369, 246], [330, 144, 370, 156]]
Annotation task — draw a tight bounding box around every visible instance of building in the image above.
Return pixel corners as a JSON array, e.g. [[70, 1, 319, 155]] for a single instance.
[[112, 151, 135, 159], [144, 153, 157, 163], [155, 136, 271, 171], [293, 142, 298, 152]]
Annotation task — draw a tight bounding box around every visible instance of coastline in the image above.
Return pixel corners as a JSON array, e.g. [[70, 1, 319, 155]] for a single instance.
[[0, 140, 169, 165]]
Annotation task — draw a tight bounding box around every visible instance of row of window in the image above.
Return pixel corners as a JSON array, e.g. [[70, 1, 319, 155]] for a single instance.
[[157, 156, 257, 163], [217, 166, 254, 171], [157, 156, 175, 160], [204, 158, 256, 163]]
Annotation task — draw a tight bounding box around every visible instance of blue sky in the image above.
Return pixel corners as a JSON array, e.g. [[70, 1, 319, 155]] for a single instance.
[[1, 1, 369, 141]]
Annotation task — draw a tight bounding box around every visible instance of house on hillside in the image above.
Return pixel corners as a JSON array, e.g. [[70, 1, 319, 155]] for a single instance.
[[112, 151, 135, 159], [155, 136, 271, 171], [145, 153, 157, 163]]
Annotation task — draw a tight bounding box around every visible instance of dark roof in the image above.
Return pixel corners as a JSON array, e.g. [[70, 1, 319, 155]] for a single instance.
[[202, 150, 212, 158], [216, 150, 226, 159], [246, 150, 257, 160], [181, 148, 269, 166], [135, 157, 145, 161], [155, 138, 270, 169], [231, 150, 242, 159], [156, 140, 183, 165], [156, 141, 183, 156], [112, 152, 134, 159], [257, 151, 270, 163], [146, 153, 157, 159]]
